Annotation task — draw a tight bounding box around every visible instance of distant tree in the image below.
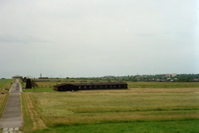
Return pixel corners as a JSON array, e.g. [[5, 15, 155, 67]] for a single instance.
[[23, 77, 27, 82], [26, 78, 32, 89]]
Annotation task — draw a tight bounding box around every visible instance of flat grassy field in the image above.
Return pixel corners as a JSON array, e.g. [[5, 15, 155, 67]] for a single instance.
[[0, 79, 13, 118], [21, 87, 199, 132], [0, 79, 13, 92], [31, 78, 199, 88], [32, 78, 95, 88], [23, 87, 56, 92], [25, 79, 199, 92], [128, 82, 199, 88]]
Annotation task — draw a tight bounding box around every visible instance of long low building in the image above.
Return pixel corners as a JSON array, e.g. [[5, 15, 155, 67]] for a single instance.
[[53, 82, 128, 91]]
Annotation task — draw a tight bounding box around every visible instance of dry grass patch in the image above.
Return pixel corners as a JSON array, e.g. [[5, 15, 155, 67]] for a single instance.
[[0, 79, 12, 118], [0, 94, 8, 118]]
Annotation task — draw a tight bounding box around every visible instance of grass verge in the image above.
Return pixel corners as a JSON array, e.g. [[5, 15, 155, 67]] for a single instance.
[[23, 87, 55, 92], [21, 93, 47, 132], [0, 94, 9, 118], [0, 79, 13, 118], [29, 120, 199, 133]]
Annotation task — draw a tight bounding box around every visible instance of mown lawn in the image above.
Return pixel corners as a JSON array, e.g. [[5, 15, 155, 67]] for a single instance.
[[21, 88, 199, 132], [30, 120, 199, 133]]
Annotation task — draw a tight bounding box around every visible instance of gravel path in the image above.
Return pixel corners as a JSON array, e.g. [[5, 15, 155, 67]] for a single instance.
[[0, 79, 23, 132]]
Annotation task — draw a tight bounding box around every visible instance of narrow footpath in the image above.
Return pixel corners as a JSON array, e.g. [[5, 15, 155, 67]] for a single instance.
[[0, 79, 23, 133]]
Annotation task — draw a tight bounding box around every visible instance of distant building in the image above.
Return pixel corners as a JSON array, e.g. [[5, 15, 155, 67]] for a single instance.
[[25, 78, 32, 89], [54, 82, 128, 91], [171, 73, 177, 77], [12, 75, 23, 79]]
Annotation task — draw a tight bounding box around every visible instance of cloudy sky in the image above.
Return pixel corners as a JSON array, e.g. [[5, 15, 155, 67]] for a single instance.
[[0, 0, 199, 78]]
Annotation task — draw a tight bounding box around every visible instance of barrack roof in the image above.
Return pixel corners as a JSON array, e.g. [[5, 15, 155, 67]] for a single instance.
[[54, 82, 127, 87]]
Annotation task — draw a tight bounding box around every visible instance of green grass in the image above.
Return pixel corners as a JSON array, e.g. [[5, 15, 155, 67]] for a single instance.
[[23, 87, 56, 92], [29, 120, 199, 133], [127, 82, 199, 88], [23, 80, 199, 94], [21, 94, 33, 130], [0, 94, 9, 118], [32, 80, 199, 91], [0, 79, 13, 92], [0, 79, 13, 118]]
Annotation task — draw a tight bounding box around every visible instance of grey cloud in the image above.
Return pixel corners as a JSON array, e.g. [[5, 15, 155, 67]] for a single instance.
[[0, 0, 198, 78]]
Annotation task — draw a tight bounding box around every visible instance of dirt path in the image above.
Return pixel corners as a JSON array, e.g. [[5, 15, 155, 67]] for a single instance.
[[0, 79, 23, 132]]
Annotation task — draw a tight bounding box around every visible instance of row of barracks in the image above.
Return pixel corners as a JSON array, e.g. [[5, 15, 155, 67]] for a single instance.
[[53, 82, 128, 91]]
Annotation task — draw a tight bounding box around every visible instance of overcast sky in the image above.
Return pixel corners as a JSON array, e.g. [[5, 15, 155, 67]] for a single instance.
[[0, 0, 199, 78]]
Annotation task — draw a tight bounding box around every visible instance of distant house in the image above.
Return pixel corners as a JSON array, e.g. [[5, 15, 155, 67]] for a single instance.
[[171, 73, 177, 77], [54, 82, 128, 91], [12, 75, 23, 79]]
